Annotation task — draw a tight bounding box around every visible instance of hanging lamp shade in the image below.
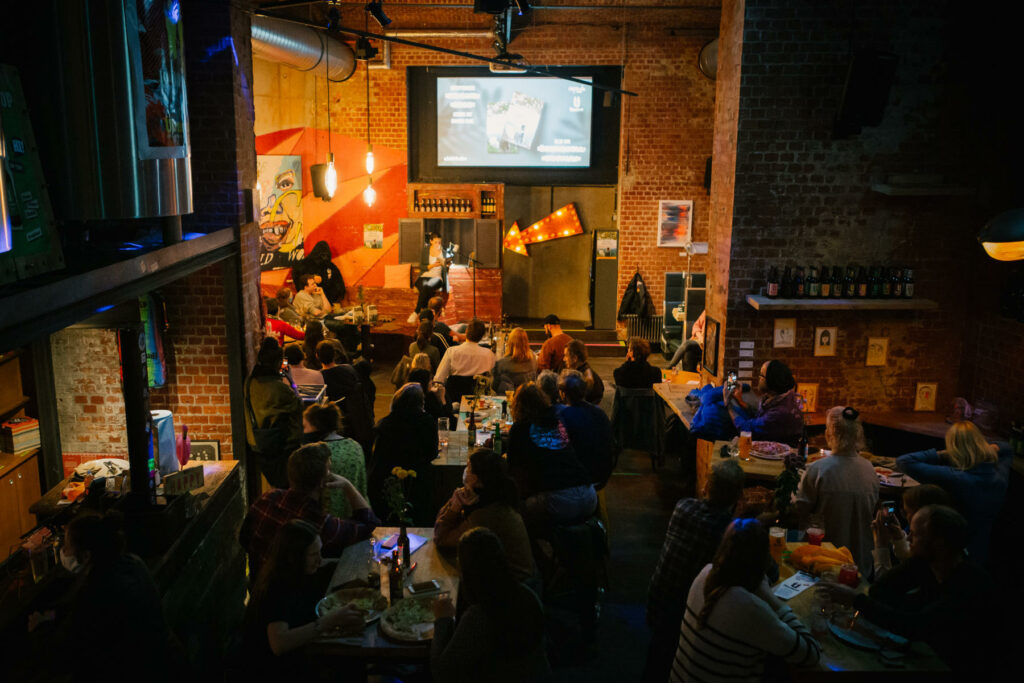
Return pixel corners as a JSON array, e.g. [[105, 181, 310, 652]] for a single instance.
[[979, 208, 1024, 261]]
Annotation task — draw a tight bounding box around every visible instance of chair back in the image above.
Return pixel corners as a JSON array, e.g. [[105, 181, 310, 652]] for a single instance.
[[611, 386, 666, 467], [445, 375, 477, 403]]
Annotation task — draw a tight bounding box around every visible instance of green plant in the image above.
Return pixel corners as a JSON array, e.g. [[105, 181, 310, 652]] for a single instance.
[[382, 466, 416, 525]]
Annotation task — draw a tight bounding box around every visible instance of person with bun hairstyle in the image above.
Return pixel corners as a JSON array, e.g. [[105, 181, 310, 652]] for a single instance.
[[724, 359, 804, 444], [245, 337, 302, 488], [795, 406, 879, 573], [302, 402, 367, 519], [671, 518, 820, 682]]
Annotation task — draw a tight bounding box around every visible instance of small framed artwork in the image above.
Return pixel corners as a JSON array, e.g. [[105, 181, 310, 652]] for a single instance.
[[773, 318, 796, 348], [797, 383, 819, 413], [363, 223, 384, 249], [914, 383, 938, 412], [657, 199, 693, 247], [866, 337, 888, 367], [702, 316, 720, 377], [595, 231, 618, 259], [814, 327, 837, 357], [189, 440, 221, 461]]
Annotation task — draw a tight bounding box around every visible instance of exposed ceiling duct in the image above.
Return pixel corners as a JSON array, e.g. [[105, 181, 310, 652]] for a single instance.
[[252, 14, 356, 81]]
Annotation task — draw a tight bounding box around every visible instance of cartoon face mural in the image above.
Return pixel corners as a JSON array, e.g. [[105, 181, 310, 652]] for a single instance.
[[257, 156, 304, 270]]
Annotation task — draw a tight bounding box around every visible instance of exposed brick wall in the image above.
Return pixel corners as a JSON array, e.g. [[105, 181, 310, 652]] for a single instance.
[[715, 0, 986, 414], [51, 330, 127, 467], [149, 264, 236, 459], [255, 5, 718, 319]]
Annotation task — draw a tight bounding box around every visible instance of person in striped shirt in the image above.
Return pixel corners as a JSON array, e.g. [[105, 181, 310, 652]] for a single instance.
[[671, 519, 821, 682]]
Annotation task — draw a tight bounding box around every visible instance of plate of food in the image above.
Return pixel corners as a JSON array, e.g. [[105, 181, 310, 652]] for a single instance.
[[379, 596, 436, 642], [316, 587, 388, 626], [750, 441, 793, 460], [874, 466, 908, 488]]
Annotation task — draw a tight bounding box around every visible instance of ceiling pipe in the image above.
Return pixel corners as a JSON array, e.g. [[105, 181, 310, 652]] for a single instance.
[[252, 14, 357, 81]]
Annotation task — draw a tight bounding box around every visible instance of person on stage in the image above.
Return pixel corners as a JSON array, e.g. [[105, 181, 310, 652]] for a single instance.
[[409, 232, 451, 323]]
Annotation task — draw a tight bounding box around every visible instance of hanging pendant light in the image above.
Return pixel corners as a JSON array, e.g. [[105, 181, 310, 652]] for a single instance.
[[365, 144, 375, 174], [979, 208, 1024, 261], [311, 32, 337, 201], [363, 178, 376, 206], [363, 34, 375, 206], [324, 152, 338, 198]]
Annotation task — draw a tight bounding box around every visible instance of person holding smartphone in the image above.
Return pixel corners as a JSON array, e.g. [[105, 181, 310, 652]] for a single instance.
[[871, 484, 950, 579]]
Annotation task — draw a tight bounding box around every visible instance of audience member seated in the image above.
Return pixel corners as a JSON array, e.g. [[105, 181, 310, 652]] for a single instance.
[[292, 273, 334, 324], [434, 448, 536, 585], [284, 343, 323, 386], [435, 319, 495, 401], [411, 352, 433, 375], [644, 460, 744, 683], [558, 371, 615, 489], [537, 314, 572, 372], [302, 403, 368, 519], [872, 484, 950, 579], [431, 528, 550, 683], [353, 358, 376, 422], [536, 370, 561, 407], [796, 406, 878, 573], [242, 520, 363, 676], [369, 383, 438, 525], [895, 420, 1012, 563], [37, 511, 172, 682], [291, 240, 346, 304], [507, 384, 596, 529], [265, 297, 305, 346], [409, 367, 452, 421], [613, 336, 663, 389], [563, 339, 604, 404], [724, 359, 803, 443], [275, 287, 304, 328], [492, 327, 537, 393], [687, 383, 738, 442], [240, 443, 379, 579], [410, 321, 441, 372], [818, 505, 994, 675], [301, 321, 326, 370], [317, 341, 374, 455], [245, 338, 302, 489], [428, 296, 462, 349], [672, 519, 821, 682], [669, 310, 705, 372]]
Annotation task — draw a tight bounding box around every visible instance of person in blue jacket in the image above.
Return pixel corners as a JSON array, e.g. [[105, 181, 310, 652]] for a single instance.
[[896, 420, 1011, 563], [688, 383, 737, 442]]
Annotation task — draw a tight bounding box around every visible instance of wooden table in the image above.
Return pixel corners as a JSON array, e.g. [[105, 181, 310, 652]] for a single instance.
[[776, 542, 949, 678], [308, 527, 460, 659], [653, 381, 700, 428]]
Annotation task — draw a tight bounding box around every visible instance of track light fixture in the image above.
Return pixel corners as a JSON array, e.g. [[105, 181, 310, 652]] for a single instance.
[[365, 1, 391, 28]]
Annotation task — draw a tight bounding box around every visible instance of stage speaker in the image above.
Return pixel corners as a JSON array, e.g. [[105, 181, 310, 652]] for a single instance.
[[834, 50, 898, 137]]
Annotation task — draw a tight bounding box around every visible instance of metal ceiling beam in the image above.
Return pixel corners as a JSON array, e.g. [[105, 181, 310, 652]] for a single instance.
[[253, 11, 639, 96]]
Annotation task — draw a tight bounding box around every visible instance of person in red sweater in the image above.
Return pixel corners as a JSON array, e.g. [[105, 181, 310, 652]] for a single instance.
[[537, 314, 572, 372], [265, 297, 305, 346]]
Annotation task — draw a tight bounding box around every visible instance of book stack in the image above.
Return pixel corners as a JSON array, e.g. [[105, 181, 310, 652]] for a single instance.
[[2, 417, 40, 455]]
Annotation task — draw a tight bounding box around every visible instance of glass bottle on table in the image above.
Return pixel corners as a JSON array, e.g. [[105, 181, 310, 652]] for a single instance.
[[467, 408, 477, 448]]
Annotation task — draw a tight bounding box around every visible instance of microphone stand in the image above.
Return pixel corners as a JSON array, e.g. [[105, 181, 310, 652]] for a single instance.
[[465, 254, 483, 320]]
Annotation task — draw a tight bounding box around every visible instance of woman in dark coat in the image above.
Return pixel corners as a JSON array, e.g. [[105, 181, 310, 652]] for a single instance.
[[369, 383, 438, 525]]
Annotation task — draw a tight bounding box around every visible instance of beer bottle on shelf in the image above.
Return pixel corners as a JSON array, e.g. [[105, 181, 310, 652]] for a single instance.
[[819, 265, 831, 298], [831, 267, 844, 298], [880, 267, 892, 298], [766, 266, 780, 298], [807, 266, 820, 298], [794, 267, 805, 298], [844, 266, 857, 298], [856, 266, 868, 298], [903, 268, 915, 298], [413, 196, 420, 212], [892, 267, 904, 297], [780, 266, 793, 298], [869, 267, 881, 298]]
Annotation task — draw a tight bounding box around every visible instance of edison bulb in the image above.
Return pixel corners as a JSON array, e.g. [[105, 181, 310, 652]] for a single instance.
[[363, 181, 376, 206]]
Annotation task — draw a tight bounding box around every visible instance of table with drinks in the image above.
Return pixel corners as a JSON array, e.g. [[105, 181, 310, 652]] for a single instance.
[[307, 527, 460, 659], [769, 533, 949, 677]]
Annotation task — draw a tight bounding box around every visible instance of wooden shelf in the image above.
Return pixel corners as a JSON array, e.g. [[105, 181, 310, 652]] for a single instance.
[[746, 294, 939, 311], [407, 183, 504, 221]]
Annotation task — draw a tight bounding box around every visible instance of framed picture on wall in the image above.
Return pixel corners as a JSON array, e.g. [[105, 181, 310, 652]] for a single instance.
[[797, 383, 819, 413], [914, 383, 938, 412], [596, 231, 618, 259], [773, 318, 796, 348], [813, 327, 837, 357], [702, 316, 720, 377], [657, 199, 693, 247], [190, 440, 221, 462], [866, 337, 888, 366]]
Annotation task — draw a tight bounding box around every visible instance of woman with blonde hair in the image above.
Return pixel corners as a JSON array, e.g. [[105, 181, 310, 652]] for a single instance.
[[896, 420, 1011, 562], [492, 327, 537, 393], [795, 406, 878, 573]]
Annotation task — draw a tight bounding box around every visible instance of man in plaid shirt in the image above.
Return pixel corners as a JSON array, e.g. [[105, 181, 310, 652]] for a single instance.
[[643, 459, 745, 683], [241, 442, 380, 578]]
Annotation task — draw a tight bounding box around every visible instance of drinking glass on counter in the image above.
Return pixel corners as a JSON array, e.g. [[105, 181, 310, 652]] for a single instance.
[[806, 515, 826, 546], [438, 417, 452, 453], [738, 431, 752, 461], [769, 526, 786, 564]]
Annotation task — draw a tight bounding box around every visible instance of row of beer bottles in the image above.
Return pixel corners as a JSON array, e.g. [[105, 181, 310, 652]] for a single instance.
[[765, 266, 914, 299]]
